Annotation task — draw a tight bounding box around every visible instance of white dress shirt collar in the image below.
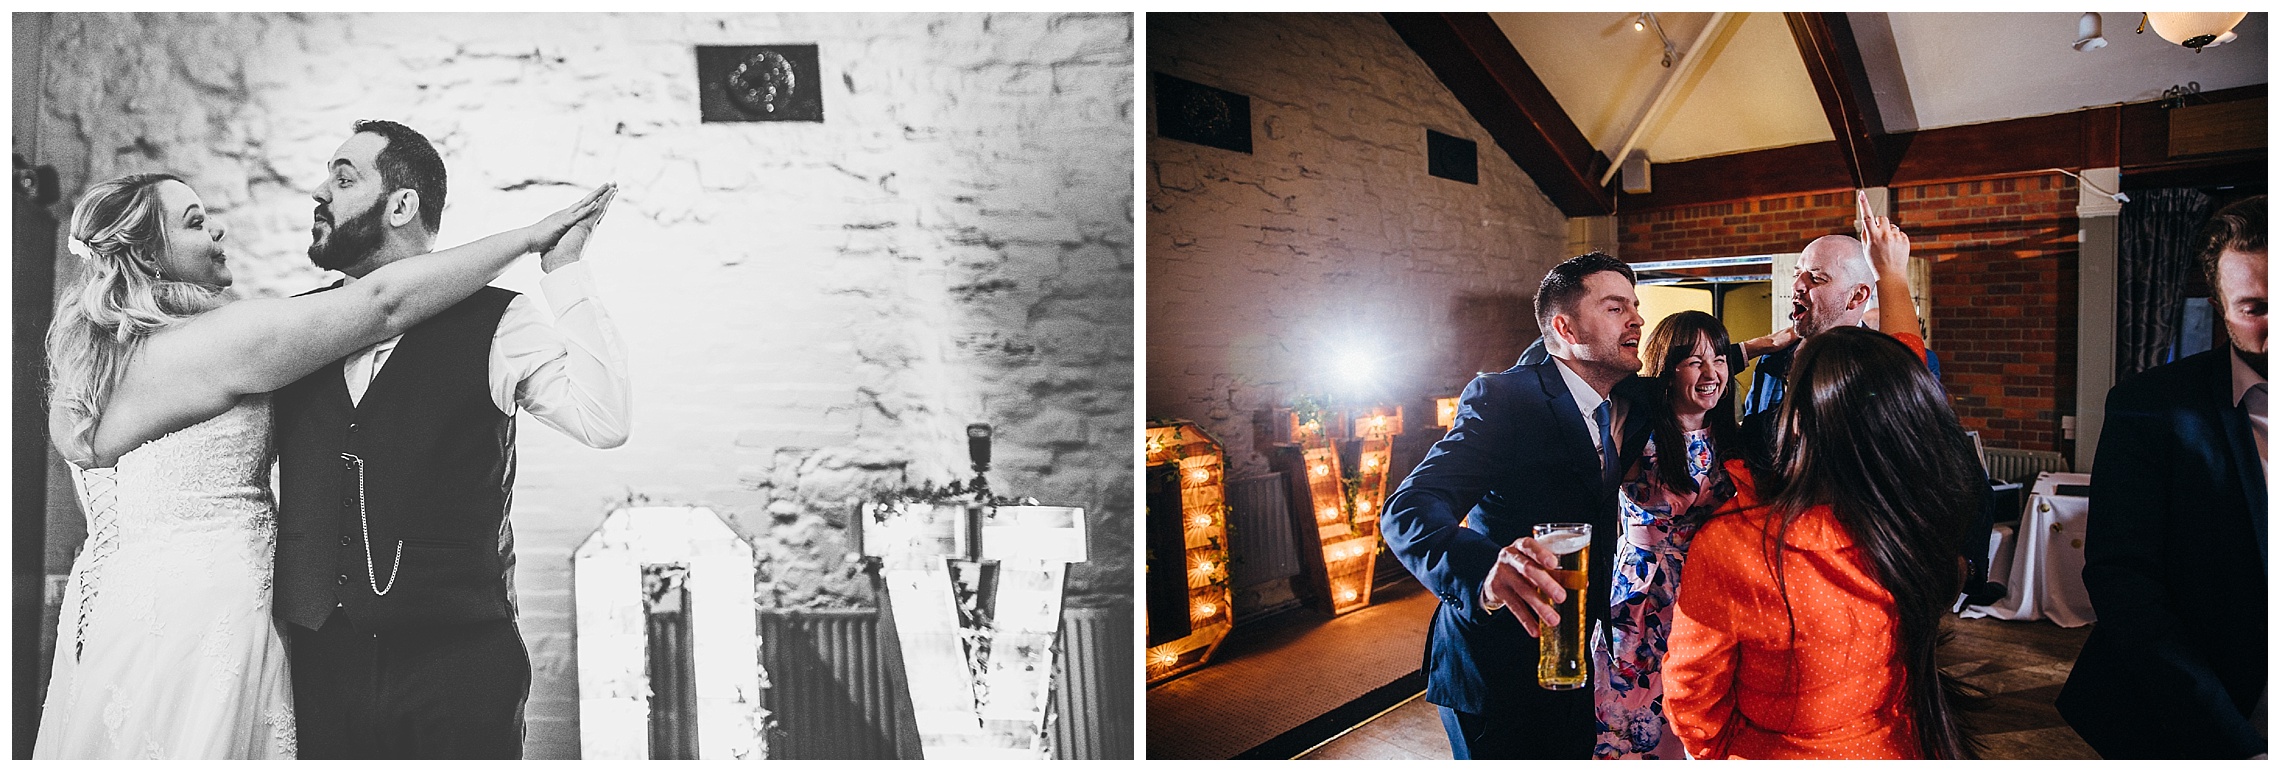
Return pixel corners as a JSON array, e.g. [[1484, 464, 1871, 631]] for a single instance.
[[1551, 356, 1608, 414], [2230, 346, 2266, 409]]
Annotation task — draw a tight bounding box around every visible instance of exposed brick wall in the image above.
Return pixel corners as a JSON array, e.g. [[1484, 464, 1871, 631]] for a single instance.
[[25, 12, 1131, 758], [1616, 173, 2080, 455], [1904, 174, 2079, 454], [1620, 191, 1856, 263], [1147, 12, 1569, 480]]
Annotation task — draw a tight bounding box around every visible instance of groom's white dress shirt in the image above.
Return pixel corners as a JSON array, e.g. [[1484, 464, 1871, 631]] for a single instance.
[[338, 262, 630, 442], [333, 261, 630, 606]]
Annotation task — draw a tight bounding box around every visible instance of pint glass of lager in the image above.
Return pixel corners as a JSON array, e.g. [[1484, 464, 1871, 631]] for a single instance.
[[1533, 522, 1590, 690]]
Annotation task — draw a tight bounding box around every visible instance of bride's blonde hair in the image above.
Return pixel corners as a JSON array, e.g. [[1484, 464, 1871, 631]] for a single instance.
[[46, 173, 229, 450]]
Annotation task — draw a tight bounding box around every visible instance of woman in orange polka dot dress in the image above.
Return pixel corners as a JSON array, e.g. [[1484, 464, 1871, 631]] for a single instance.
[[1662, 326, 1982, 759]]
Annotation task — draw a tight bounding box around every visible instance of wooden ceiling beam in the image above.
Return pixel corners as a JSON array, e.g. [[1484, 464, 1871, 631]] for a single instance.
[[1619, 84, 2266, 211], [1383, 12, 1613, 217], [1786, 12, 1893, 190]]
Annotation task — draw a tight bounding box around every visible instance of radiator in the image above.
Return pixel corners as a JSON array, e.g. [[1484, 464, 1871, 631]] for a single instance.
[[1051, 605, 1134, 760], [759, 606, 1132, 759], [760, 609, 903, 759], [1984, 447, 2070, 485], [1224, 473, 1301, 593]]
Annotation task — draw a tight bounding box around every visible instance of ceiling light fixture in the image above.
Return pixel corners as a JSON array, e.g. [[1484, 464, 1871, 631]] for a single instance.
[[2139, 12, 2247, 52], [2073, 12, 2107, 51], [1633, 12, 1679, 67]]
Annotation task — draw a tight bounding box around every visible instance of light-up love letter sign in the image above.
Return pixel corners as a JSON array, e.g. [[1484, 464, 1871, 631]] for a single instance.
[[860, 501, 1087, 759], [572, 506, 765, 760], [1142, 421, 1232, 685]]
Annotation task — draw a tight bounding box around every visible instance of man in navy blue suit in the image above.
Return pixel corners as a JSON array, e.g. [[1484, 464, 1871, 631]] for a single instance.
[[1381, 252, 1656, 759], [2059, 195, 2267, 759]]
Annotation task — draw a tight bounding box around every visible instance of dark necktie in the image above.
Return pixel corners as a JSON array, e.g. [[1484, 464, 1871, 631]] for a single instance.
[[1595, 400, 1616, 486]]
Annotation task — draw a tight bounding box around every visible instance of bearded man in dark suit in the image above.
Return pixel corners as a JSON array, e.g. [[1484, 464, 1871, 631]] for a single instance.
[[2059, 195, 2267, 759], [1381, 252, 1658, 759]]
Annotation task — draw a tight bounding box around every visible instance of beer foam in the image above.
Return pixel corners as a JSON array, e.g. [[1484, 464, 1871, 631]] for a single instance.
[[1539, 532, 1589, 555]]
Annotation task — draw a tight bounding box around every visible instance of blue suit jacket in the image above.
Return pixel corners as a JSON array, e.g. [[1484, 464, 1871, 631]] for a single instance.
[[2058, 348, 2268, 759], [1382, 361, 1654, 722]]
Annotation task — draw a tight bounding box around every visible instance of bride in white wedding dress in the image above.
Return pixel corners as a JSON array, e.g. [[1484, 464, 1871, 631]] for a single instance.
[[35, 173, 613, 759]]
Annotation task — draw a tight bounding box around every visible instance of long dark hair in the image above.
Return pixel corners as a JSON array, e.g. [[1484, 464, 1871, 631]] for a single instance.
[[1638, 311, 1739, 492], [1755, 325, 1982, 759]]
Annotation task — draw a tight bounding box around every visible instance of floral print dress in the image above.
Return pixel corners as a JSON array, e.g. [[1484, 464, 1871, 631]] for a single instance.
[[1592, 427, 1734, 759]]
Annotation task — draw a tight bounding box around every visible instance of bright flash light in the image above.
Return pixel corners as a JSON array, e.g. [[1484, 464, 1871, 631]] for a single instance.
[[1362, 456, 1377, 470], [1195, 603, 1217, 618], [1189, 468, 1210, 483], [1151, 648, 1178, 666], [1318, 507, 1340, 523], [1356, 499, 1373, 514], [1336, 351, 1374, 384], [1195, 559, 1216, 573], [1311, 464, 1329, 476], [1339, 587, 1361, 602], [1191, 514, 1213, 529]]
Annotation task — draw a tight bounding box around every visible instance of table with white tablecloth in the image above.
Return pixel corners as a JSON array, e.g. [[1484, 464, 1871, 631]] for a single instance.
[[1961, 471, 2095, 627]]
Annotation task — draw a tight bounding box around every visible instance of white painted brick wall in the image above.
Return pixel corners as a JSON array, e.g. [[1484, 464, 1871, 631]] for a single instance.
[[1147, 13, 1568, 478], [26, 11, 1131, 758]]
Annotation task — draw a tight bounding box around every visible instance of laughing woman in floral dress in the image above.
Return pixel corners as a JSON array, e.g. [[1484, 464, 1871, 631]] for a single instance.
[[1592, 311, 1743, 759]]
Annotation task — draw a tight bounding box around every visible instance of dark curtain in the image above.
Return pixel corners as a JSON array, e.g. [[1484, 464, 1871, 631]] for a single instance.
[[2115, 188, 2211, 380]]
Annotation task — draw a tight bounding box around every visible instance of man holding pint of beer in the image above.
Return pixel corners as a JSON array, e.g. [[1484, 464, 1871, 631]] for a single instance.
[[1382, 253, 1657, 759]]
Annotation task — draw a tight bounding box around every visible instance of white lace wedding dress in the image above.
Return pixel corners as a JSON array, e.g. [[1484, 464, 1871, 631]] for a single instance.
[[34, 395, 296, 759]]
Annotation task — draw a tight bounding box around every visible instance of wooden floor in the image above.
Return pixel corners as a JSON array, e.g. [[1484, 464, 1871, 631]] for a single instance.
[[1145, 581, 1435, 759], [1939, 615, 2099, 759], [1302, 615, 2098, 760]]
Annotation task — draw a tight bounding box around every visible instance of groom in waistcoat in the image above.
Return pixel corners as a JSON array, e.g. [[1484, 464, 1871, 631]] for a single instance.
[[272, 120, 632, 759]]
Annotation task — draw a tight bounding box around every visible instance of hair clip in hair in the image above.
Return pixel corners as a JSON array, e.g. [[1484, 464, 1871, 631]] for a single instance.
[[65, 237, 97, 261]]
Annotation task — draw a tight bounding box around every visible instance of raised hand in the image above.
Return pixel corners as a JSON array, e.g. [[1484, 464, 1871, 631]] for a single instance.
[[526, 183, 616, 255], [541, 185, 616, 273], [1858, 189, 1910, 279], [1858, 189, 1923, 338]]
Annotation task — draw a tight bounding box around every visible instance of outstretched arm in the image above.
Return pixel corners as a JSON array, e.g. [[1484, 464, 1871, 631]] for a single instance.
[[80, 184, 615, 466], [1861, 189, 1920, 340], [493, 189, 632, 449]]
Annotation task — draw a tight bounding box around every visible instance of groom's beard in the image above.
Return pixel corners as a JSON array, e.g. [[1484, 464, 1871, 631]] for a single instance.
[[308, 198, 387, 272]]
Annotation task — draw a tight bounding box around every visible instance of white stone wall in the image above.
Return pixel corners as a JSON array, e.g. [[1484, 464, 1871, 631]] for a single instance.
[[1147, 13, 1568, 478], [24, 11, 1131, 758]]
